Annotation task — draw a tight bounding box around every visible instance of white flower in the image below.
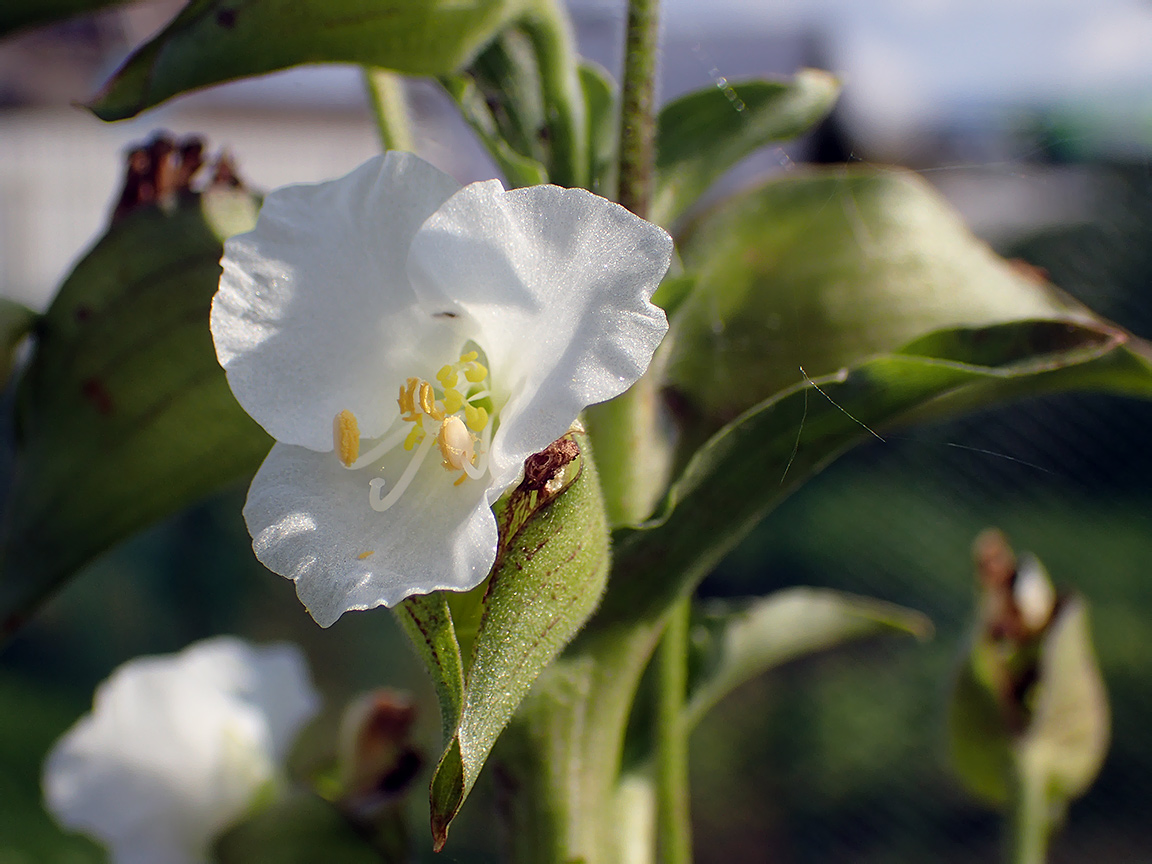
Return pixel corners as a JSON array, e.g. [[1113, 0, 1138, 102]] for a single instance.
[[210, 152, 672, 626], [42, 637, 320, 864]]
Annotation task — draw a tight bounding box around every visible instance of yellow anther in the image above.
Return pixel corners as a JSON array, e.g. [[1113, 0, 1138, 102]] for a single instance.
[[459, 350, 479, 363], [436, 365, 459, 388], [443, 388, 465, 413], [333, 410, 360, 467], [403, 424, 425, 451], [398, 378, 419, 415], [464, 361, 488, 383], [464, 403, 489, 432], [417, 381, 445, 420], [357, 550, 375, 560], [454, 473, 469, 486]]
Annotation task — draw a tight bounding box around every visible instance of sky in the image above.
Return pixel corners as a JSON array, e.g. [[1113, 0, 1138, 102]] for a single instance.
[[656, 0, 1152, 146]]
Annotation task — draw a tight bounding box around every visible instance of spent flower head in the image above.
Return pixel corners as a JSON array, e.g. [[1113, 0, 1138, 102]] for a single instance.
[[211, 152, 672, 626]]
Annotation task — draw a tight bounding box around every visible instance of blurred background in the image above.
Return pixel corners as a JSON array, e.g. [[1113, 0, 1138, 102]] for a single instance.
[[3, 0, 1152, 861]]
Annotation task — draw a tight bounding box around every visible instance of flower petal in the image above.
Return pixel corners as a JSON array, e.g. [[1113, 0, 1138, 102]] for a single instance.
[[43, 638, 320, 864], [244, 442, 499, 626], [211, 152, 463, 452], [407, 182, 672, 487]]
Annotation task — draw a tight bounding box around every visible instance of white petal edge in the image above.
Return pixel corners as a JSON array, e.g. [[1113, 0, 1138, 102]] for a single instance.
[[43, 637, 320, 864], [407, 182, 673, 489], [244, 442, 499, 626], [211, 152, 463, 452]]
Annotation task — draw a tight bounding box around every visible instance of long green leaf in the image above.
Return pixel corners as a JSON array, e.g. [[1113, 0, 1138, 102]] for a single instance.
[[652, 69, 840, 226], [684, 588, 932, 728], [599, 320, 1152, 629], [428, 430, 610, 850], [89, 0, 537, 121], [0, 185, 269, 638]]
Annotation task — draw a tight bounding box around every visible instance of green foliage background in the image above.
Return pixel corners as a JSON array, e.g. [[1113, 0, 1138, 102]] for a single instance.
[[4, 163, 1151, 863]]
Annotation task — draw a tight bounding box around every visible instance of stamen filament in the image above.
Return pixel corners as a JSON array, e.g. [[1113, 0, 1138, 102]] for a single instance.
[[346, 423, 410, 471], [369, 431, 435, 512]]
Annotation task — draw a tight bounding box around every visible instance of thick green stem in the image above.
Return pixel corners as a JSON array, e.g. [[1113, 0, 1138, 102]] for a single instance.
[[495, 618, 667, 863], [616, 0, 661, 216], [1009, 767, 1050, 864], [656, 597, 693, 864], [362, 67, 414, 153], [523, 1, 587, 188]]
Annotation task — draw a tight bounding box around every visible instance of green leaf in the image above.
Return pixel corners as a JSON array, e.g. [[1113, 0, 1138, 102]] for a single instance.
[[429, 428, 609, 850], [579, 61, 617, 197], [651, 69, 840, 226], [0, 184, 269, 639], [393, 593, 465, 745], [0, 0, 127, 37], [598, 319, 1152, 630], [441, 75, 549, 189], [0, 298, 37, 386], [684, 588, 932, 728], [89, 0, 537, 121], [666, 166, 1088, 427]]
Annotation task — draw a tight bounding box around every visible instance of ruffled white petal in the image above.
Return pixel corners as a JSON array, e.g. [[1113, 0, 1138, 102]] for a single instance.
[[407, 182, 672, 489], [244, 442, 499, 627], [43, 638, 320, 864], [211, 152, 464, 452]]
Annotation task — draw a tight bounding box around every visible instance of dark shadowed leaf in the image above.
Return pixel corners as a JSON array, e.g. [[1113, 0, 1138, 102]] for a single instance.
[[0, 177, 269, 638]]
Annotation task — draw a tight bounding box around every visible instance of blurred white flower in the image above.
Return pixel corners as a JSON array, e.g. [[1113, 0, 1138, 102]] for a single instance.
[[43, 636, 320, 864], [211, 152, 672, 626]]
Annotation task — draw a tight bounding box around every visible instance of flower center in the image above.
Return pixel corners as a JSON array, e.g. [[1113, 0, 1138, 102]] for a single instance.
[[332, 350, 493, 513]]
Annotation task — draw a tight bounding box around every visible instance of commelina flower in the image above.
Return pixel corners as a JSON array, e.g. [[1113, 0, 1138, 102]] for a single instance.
[[211, 152, 672, 626], [43, 637, 320, 864]]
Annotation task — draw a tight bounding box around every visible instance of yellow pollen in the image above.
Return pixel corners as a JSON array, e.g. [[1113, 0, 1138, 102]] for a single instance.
[[358, 550, 375, 560], [465, 361, 488, 383], [464, 403, 489, 432], [333, 410, 360, 467], [459, 350, 479, 363]]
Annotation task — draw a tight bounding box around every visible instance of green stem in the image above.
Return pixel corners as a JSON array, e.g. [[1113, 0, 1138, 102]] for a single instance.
[[656, 597, 693, 864], [616, 0, 661, 216], [523, 1, 587, 188], [362, 67, 414, 153], [1009, 768, 1050, 864]]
